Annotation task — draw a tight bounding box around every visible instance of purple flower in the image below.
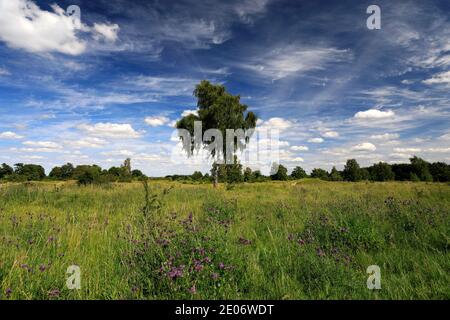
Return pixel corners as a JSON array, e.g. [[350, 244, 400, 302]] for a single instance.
[[211, 273, 219, 280], [188, 285, 197, 294], [218, 262, 225, 270], [5, 288, 12, 298], [48, 289, 60, 298], [39, 264, 47, 272], [316, 248, 326, 257], [238, 237, 252, 245]]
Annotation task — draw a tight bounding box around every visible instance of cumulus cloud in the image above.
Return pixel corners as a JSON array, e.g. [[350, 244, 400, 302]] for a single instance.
[[321, 131, 339, 138], [0, 131, 23, 139], [291, 145, 309, 151], [370, 133, 399, 140], [181, 109, 199, 117], [351, 142, 376, 152], [92, 23, 120, 42], [77, 123, 141, 138], [145, 116, 171, 127], [0, 67, 10, 76], [0, 0, 119, 55], [308, 137, 324, 143], [23, 141, 61, 149], [354, 109, 395, 119]]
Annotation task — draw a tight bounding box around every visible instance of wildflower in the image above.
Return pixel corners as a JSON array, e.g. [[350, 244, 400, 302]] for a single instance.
[[5, 288, 12, 298], [316, 248, 326, 257], [218, 262, 225, 270], [188, 285, 197, 294], [211, 273, 219, 280], [48, 289, 60, 298], [39, 264, 47, 272], [238, 237, 252, 245], [297, 238, 305, 245]]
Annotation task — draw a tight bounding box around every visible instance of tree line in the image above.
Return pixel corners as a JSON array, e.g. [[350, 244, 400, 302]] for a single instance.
[[0, 158, 146, 185], [166, 156, 450, 183], [1, 156, 449, 185]]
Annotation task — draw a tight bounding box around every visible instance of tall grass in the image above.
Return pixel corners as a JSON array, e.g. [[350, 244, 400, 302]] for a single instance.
[[0, 180, 448, 299]]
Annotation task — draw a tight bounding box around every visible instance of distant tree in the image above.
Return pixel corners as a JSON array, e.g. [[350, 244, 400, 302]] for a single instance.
[[271, 164, 288, 181], [370, 162, 395, 181], [360, 168, 371, 180], [132, 169, 146, 179], [410, 156, 432, 181], [310, 168, 328, 180], [342, 159, 361, 182], [391, 163, 413, 181], [122, 158, 132, 176], [329, 166, 343, 181], [225, 156, 243, 184], [429, 162, 450, 182], [243, 167, 253, 182], [49, 163, 74, 180], [73, 165, 102, 185], [191, 171, 203, 181], [0, 163, 14, 179], [252, 170, 264, 182], [175, 80, 258, 187], [291, 166, 307, 179], [14, 163, 45, 181]]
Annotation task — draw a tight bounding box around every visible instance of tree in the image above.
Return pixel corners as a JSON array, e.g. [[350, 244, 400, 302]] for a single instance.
[[311, 168, 328, 180], [122, 158, 132, 176], [291, 166, 307, 179], [252, 170, 264, 182], [243, 167, 253, 182], [391, 163, 412, 181], [410, 156, 432, 181], [271, 164, 288, 181], [370, 162, 395, 181], [14, 163, 45, 181], [0, 163, 14, 179], [176, 80, 258, 187], [132, 169, 145, 179], [329, 166, 343, 181], [49, 163, 74, 180], [342, 159, 361, 182], [429, 162, 450, 182], [191, 171, 203, 181]]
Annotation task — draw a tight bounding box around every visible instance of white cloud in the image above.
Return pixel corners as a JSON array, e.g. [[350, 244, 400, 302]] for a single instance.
[[308, 137, 324, 143], [0, 0, 119, 55], [243, 46, 351, 80], [64, 137, 106, 149], [145, 116, 171, 127], [0, 67, 10, 76], [370, 133, 399, 140], [92, 23, 120, 42], [258, 117, 293, 131], [291, 145, 309, 151], [23, 141, 61, 149], [291, 157, 304, 162], [0, 131, 23, 139], [321, 131, 339, 138], [181, 109, 199, 117], [351, 142, 376, 152], [393, 147, 421, 153], [354, 109, 395, 119], [77, 123, 141, 138], [422, 70, 450, 86]]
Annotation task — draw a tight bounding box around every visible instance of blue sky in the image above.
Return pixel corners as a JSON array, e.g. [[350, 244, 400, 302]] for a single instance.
[[0, 0, 449, 176]]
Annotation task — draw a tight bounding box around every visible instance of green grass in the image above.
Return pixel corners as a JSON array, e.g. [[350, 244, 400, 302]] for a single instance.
[[0, 180, 449, 299]]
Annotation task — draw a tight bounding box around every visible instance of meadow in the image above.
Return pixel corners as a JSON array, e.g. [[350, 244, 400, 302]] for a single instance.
[[0, 180, 449, 300]]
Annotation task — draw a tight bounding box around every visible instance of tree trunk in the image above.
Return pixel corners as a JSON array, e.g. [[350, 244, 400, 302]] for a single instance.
[[213, 168, 218, 188]]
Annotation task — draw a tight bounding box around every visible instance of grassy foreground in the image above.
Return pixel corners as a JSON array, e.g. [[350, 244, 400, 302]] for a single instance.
[[0, 180, 449, 300]]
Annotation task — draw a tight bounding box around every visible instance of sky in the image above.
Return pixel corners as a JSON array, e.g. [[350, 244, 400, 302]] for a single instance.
[[0, 0, 449, 176]]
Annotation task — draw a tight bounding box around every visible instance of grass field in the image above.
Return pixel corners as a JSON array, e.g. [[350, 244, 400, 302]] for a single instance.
[[0, 180, 449, 300]]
